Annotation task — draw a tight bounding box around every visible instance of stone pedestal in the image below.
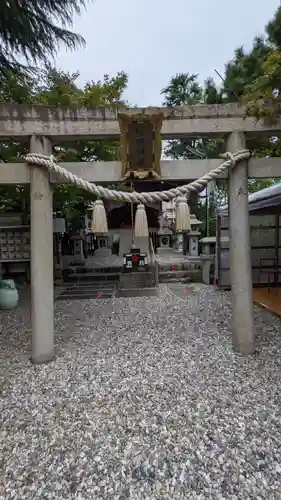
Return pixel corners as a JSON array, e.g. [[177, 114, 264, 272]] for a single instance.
[[70, 235, 84, 262], [53, 217, 66, 234], [187, 230, 200, 257], [95, 234, 111, 257], [200, 236, 215, 285], [177, 233, 184, 253], [157, 229, 172, 254], [157, 215, 173, 254]]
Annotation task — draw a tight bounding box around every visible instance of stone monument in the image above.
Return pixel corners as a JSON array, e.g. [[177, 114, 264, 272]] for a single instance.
[[186, 215, 202, 257], [94, 233, 111, 257], [157, 214, 172, 254]]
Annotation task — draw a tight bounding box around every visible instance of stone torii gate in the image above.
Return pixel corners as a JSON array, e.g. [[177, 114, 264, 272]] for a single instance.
[[1, 102, 281, 363]]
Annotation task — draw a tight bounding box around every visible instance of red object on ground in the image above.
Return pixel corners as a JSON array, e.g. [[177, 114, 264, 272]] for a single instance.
[[97, 291, 103, 297]]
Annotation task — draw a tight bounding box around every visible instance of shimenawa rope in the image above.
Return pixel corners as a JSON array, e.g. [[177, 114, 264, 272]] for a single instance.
[[25, 149, 251, 203]]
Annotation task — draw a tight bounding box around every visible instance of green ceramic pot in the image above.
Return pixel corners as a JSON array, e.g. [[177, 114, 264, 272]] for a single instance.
[[0, 279, 19, 310]]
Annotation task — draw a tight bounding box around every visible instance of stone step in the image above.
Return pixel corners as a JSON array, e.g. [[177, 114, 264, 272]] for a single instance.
[[56, 286, 116, 301], [65, 266, 122, 274], [56, 284, 159, 300], [57, 293, 113, 300], [158, 262, 200, 272], [159, 277, 191, 284], [160, 278, 194, 284], [62, 283, 116, 290], [160, 270, 192, 278], [115, 287, 159, 298], [64, 272, 120, 283], [159, 270, 201, 283]]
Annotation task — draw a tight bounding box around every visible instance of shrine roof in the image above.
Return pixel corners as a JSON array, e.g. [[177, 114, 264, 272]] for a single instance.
[[219, 181, 281, 215]]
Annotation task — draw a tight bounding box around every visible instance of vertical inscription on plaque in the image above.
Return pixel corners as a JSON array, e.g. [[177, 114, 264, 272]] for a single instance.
[[128, 121, 154, 171], [118, 111, 163, 178]]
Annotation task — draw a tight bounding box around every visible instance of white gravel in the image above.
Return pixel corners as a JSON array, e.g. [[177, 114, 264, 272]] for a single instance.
[[1, 284, 281, 500]]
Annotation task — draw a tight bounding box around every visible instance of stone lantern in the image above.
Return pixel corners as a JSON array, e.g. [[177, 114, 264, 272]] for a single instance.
[[187, 215, 202, 257], [157, 215, 172, 254]]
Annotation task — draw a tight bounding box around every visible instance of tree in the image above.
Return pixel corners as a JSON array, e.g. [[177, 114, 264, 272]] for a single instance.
[[162, 73, 203, 106], [162, 73, 200, 160], [266, 5, 281, 49], [161, 73, 225, 236], [223, 37, 270, 102], [217, 17, 281, 221], [236, 6, 281, 122], [217, 8, 281, 204], [204, 77, 223, 105], [161, 17, 281, 235], [161, 73, 224, 160], [0, 67, 129, 217], [0, 0, 89, 75], [243, 51, 281, 122]]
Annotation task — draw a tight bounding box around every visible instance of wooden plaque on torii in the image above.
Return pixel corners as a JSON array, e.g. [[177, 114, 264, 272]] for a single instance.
[[118, 110, 164, 180]]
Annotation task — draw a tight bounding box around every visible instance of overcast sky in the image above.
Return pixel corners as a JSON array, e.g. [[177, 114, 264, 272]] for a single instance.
[[55, 0, 280, 107]]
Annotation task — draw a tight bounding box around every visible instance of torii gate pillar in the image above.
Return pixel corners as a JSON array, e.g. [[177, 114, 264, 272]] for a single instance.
[[227, 131, 255, 354], [30, 135, 54, 363]]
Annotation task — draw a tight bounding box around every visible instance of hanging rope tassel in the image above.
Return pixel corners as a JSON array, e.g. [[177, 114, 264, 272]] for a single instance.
[[134, 204, 149, 237], [91, 199, 108, 233], [176, 196, 191, 232]]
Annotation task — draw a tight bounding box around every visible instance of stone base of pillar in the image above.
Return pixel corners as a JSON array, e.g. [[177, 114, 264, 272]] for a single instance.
[[31, 352, 55, 364]]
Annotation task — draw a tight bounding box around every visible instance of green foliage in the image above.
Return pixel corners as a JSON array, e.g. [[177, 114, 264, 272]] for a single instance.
[[0, 67, 129, 217], [266, 6, 281, 49], [81, 72, 129, 108], [161, 17, 281, 231], [161, 73, 224, 160], [0, 68, 37, 104], [35, 67, 83, 107], [238, 6, 281, 122], [162, 73, 203, 106], [1, 1, 281, 225], [0, 0, 88, 75], [248, 178, 279, 194], [243, 52, 281, 122], [223, 37, 270, 102], [204, 77, 223, 105]]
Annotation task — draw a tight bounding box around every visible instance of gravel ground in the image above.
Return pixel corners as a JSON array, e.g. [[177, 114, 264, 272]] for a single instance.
[[1, 284, 281, 500]]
